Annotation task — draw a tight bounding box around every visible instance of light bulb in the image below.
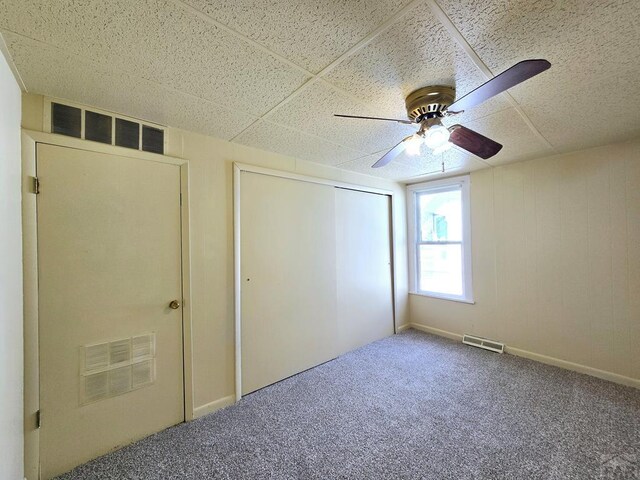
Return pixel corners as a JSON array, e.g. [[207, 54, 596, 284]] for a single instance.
[[404, 134, 423, 156], [424, 124, 450, 149]]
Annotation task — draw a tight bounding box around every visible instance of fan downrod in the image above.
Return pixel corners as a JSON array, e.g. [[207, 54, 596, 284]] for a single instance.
[[405, 85, 456, 123]]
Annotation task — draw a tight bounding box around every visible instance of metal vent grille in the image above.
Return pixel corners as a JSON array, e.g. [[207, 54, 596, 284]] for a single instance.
[[408, 103, 448, 122], [85, 110, 112, 144], [81, 334, 156, 404], [50, 102, 165, 154], [115, 118, 140, 150], [142, 125, 164, 154], [52, 103, 81, 138], [462, 334, 504, 353]]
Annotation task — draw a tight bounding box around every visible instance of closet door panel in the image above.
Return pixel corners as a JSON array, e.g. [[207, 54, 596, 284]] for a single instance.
[[336, 188, 394, 355], [240, 172, 338, 395]]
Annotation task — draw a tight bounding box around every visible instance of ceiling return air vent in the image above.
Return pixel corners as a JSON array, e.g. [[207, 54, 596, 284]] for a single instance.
[[462, 334, 504, 353], [50, 101, 165, 154]]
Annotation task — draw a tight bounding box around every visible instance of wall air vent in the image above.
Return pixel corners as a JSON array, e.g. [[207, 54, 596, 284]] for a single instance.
[[81, 333, 156, 404], [462, 334, 504, 353], [115, 118, 140, 149], [85, 110, 112, 144], [50, 101, 165, 154], [51, 103, 81, 138]]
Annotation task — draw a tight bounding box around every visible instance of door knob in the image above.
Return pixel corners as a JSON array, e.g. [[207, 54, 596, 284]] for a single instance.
[[169, 300, 181, 310]]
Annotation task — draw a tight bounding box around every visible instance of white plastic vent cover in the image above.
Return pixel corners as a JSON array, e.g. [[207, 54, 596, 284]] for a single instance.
[[81, 334, 155, 404], [462, 334, 504, 353]]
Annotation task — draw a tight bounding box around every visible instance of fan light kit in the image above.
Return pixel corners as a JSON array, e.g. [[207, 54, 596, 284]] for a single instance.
[[334, 59, 551, 168]]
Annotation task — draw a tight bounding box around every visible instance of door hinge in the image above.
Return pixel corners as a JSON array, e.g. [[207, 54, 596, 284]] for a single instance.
[[32, 176, 40, 194], [36, 409, 41, 429]]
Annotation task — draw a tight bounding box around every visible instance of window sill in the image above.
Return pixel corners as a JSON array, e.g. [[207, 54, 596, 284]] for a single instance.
[[409, 291, 475, 305]]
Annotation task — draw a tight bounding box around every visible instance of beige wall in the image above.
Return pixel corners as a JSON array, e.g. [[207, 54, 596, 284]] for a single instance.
[[173, 129, 408, 410], [410, 139, 640, 383], [21, 93, 408, 414], [0, 49, 24, 478]]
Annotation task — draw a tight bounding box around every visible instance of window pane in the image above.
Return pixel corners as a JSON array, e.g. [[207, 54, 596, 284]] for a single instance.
[[418, 244, 462, 296], [418, 189, 462, 242]]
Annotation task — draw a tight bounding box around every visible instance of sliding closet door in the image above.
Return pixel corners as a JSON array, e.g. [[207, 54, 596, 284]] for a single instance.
[[335, 188, 394, 354], [240, 172, 338, 395]]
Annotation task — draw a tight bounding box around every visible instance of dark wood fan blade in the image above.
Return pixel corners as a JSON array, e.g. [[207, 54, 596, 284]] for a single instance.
[[447, 59, 551, 113], [448, 125, 502, 159], [372, 136, 412, 168], [334, 114, 414, 125]]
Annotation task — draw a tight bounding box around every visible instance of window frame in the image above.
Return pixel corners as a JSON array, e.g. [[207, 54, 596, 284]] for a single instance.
[[407, 175, 474, 304]]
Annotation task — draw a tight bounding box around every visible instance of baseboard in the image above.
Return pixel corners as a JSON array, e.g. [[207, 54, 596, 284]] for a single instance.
[[504, 346, 640, 389], [408, 323, 463, 341], [192, 395, 236, 419], [408, 323, 640, 389], [396, 323, 411, 333]]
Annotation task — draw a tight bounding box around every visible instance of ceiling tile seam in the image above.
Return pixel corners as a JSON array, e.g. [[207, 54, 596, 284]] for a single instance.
[[227, 76, 324, 142], [260, 76, 394, 123], [426, 0, 557, 153], [230, 0, 426, 152], [241, 0, 424, 136], [334, 144, 488, 173], [171, 0, 315, 78], [228, 117, 263, 143], [403, 167, 458, 180], [235, 117, 370, 158], [229, 84, 412, 155], [0, 28, 264, 136], [0, 31, 27, 91], [172, 0, 422, 136], [313, 0, 423, 79], [403, 157, 487, 180]]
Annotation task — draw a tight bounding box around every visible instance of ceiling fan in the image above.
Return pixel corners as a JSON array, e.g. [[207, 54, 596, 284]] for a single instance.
[[335, 59, 551, 168]]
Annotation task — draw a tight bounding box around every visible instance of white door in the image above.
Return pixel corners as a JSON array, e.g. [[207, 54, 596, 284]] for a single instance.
[[240, 172, 338, 395], [37, 144, 184, 478], [335, 188, 394, 354]]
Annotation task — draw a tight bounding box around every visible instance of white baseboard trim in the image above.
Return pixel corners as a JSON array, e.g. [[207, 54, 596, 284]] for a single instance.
[[396, 323, 411, 333], [408, 323, 463, 341], [504, 346, 640, 389], [192, 395, 236, 419], [408, 323, 640, 389]]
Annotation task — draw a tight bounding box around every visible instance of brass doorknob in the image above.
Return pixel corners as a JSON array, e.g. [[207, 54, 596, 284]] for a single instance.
[[169, 300, 181, 310]]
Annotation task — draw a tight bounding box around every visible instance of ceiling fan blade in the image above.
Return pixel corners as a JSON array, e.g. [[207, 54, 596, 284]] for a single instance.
[[447, 59, 551, 113], [448, 125, 502, 159], [372, 136, 413, 168], [334, 114, 414, 125]]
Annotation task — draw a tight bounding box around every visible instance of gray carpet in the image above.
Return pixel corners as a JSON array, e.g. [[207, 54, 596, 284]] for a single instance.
[[58, 329, 640, 479]]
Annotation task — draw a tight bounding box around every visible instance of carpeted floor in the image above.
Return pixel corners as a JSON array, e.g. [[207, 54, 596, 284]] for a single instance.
[[58, 329, 640, 479]]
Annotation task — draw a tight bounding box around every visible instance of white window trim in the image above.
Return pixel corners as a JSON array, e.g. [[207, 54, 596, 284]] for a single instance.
[[407, 174, 474, 304]]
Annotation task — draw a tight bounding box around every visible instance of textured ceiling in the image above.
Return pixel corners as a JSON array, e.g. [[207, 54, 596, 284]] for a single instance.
[[1, 0, 639, 182]]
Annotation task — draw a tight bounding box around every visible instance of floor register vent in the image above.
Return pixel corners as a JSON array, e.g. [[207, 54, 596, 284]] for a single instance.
[[462, 334, 504, 353]]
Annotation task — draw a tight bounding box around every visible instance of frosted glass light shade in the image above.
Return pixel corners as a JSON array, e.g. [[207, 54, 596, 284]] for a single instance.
[[405, 134, 423, 156], [424, 124, 450, 149]]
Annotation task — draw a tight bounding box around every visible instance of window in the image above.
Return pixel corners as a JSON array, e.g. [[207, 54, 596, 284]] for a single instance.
[[407, 175, 473, 303]]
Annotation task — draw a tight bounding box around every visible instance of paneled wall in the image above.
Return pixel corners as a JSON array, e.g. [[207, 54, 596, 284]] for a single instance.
[[410, 139, 640, 382]]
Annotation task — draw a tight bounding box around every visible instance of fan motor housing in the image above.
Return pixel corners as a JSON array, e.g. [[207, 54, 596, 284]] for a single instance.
[[405, 85, 456, 122]]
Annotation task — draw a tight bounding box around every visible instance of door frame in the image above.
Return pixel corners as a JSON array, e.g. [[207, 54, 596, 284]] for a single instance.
[[22, 130, 195, 479], [233, 162, 398, 401]]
